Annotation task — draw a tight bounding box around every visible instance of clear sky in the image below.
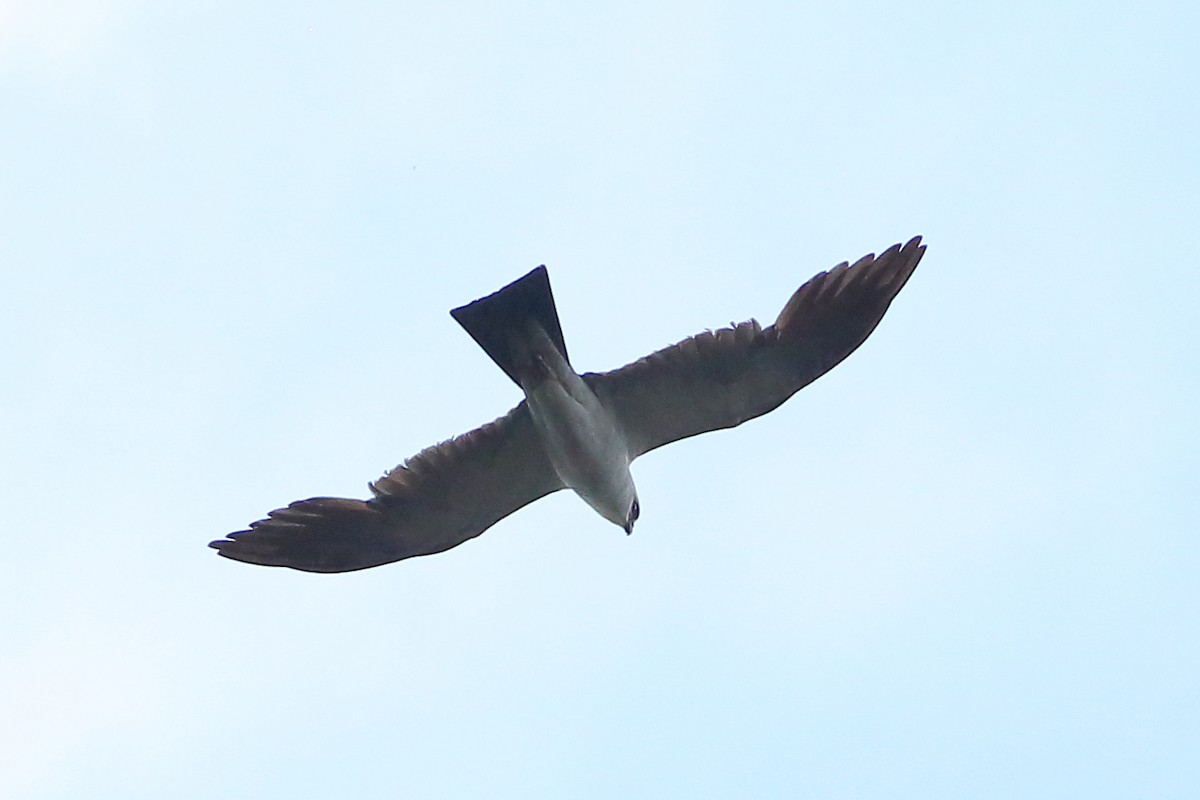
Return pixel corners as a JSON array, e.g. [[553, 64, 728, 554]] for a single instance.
[[2, 1, 1197, 797]]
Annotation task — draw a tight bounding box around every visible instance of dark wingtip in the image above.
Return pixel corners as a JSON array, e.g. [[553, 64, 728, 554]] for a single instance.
[[902, 235, 926, 265], [208, 535, 246, 553]]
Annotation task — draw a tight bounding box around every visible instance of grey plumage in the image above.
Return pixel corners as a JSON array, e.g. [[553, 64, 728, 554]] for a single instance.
[[210, 237, 925, 572]]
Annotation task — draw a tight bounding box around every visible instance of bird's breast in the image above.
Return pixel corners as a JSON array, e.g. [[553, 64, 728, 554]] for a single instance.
[[524, 372, 634, 515]]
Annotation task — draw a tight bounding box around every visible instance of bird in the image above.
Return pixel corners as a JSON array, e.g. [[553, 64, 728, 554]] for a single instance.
[[210, 237, 925, 572]]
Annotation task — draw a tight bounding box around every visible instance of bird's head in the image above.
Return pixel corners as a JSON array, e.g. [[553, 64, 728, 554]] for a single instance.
[[623, 497, 640, 535], [579, 474, 639, 536]]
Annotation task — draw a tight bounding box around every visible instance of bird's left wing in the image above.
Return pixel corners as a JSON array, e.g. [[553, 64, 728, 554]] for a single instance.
[[585, 237, 924, 458], [210, 401, 564, 572]]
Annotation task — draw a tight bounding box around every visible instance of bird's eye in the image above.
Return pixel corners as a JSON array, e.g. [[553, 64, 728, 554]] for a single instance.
[[630, 499, 640, 521]]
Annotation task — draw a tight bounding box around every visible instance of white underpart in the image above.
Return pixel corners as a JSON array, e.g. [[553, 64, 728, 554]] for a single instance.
[[521, 344, 637, 529]]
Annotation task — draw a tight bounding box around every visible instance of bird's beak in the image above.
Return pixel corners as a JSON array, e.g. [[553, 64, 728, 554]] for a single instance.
[[623, 521, 633, 535]]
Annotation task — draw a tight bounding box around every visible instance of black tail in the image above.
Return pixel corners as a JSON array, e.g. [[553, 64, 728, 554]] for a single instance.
[[450, 266, 569, 386]]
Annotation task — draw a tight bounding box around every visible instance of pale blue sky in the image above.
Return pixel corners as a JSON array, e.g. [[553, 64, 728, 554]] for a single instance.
[[2, 1, 1197, 797]]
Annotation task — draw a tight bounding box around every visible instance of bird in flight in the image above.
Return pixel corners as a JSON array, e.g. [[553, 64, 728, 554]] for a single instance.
[[210, 237, 925, 572]]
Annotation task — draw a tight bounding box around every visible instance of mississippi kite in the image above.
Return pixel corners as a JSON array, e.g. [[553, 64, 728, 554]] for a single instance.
[[210, 237, 925, 572]]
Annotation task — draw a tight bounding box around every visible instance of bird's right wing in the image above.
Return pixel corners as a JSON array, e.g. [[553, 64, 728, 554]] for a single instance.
[[585, 237, 925, 458], [210, 401, 565, 572]]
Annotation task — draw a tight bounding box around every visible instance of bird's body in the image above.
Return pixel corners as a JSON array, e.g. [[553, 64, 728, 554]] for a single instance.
[[449, 263, 639, 532], [210, 237, 925, 572], [526, 373, 637, 532]]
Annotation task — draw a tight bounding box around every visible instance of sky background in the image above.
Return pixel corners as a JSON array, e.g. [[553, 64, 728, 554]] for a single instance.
[[2, 1, 1197, 797]]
